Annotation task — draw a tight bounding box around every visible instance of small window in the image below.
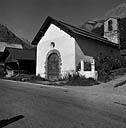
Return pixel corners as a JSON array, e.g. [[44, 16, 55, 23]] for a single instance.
[[108, 20, 113, 31], [50, 42, 55, 48]]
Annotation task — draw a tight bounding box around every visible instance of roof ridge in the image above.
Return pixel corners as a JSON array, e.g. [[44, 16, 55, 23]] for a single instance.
[[59, 20, 102, 36], [32, 16, 119, 47], [59, 20, 119, 46]]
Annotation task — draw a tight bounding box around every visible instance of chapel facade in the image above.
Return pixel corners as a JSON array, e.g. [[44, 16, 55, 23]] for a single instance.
[[32, 16, 120, 81]]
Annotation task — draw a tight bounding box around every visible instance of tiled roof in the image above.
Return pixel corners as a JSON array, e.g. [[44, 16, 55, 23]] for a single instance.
[[32, 16, 119, 47], [7, 47, 36, 60], [1, 47, 36, 63]]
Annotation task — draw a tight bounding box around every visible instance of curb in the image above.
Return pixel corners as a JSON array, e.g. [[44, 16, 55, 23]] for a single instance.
[[0, 79, 68, 90]]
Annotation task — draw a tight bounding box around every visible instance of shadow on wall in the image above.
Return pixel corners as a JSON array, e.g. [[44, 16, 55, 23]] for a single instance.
[[0, 115, 24, 127]]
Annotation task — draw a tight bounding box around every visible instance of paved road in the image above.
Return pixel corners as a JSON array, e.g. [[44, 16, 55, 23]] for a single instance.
[[0, 79, 126, 128]]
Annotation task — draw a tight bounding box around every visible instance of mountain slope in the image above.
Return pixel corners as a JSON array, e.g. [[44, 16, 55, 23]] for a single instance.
[[103, 3, 126, 20], [0, 24, 32, 49], [81, 3, 126, 32]]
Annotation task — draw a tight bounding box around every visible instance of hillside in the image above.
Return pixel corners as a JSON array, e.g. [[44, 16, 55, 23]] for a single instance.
[[81, 3, 126, 33], [0, 24, 32, 49], [102, 3, 126, 20]]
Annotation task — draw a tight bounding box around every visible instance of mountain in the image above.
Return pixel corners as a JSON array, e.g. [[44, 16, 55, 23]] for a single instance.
[[81, 3, 126, 33], [102, 3, 126, 20], [0, 24, 32, 49]]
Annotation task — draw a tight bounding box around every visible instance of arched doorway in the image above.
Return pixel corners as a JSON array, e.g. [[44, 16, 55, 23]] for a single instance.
[[47, 53, 60, 81]]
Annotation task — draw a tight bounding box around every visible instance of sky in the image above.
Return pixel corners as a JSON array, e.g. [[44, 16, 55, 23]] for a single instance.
[[0, 0, 126, 42]]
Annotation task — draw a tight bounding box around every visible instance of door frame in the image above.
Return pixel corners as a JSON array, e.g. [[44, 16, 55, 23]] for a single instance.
[[45, 49, 62, 80]]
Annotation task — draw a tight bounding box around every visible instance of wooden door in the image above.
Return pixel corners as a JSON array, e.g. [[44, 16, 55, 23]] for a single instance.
[[47, 53, 59, 81]]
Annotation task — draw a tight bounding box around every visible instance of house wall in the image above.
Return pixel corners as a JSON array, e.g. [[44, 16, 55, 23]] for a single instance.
[[75, 41, 85, 68], [18, 60, 36, 73], [36, 24, 75, 78], [74, 34, 120, 68]]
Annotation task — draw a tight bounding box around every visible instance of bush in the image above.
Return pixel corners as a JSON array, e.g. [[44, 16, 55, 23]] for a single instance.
[[95, 55, 121, 82], [67, 73, 80, 81], [64, 73, 99, 86]]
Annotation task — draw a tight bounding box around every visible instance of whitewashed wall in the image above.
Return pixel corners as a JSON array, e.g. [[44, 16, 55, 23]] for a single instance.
[[36, 24, 75, 78]]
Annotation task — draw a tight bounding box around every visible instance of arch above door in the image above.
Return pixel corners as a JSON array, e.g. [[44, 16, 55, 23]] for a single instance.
[[45, 49, 62, 81]]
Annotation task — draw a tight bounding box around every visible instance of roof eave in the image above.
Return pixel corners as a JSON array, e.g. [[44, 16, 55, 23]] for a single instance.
[[31, 16, 74, 45], [31, 16, 120, 48], [32, 16, 56, 45]]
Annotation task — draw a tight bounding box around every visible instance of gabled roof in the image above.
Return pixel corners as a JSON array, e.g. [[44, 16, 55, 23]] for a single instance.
[[32, 16, 119, 47], [1, 47, 36, 63]]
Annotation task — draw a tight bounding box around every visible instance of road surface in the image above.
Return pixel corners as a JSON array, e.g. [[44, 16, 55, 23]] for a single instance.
[[0, 79, 126, 128]]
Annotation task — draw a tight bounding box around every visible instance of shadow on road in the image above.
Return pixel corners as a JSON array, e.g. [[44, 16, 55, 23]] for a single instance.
[[0, 115, 24, 127]]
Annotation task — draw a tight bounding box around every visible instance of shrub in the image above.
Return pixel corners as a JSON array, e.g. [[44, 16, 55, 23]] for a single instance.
[[95, 55, 121, 81], [64, 73, 99, 86], [67, 72, 80, 81]]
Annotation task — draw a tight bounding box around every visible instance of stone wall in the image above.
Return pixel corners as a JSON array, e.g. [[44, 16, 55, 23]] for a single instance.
[[104, 18, 120, 44]]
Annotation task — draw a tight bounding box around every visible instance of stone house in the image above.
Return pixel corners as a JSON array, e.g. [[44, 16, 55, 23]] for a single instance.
[[32, 16, 120, 81]]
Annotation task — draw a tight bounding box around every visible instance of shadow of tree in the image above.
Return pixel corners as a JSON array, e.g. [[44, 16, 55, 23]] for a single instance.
[[0, 115, 24, 127]]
